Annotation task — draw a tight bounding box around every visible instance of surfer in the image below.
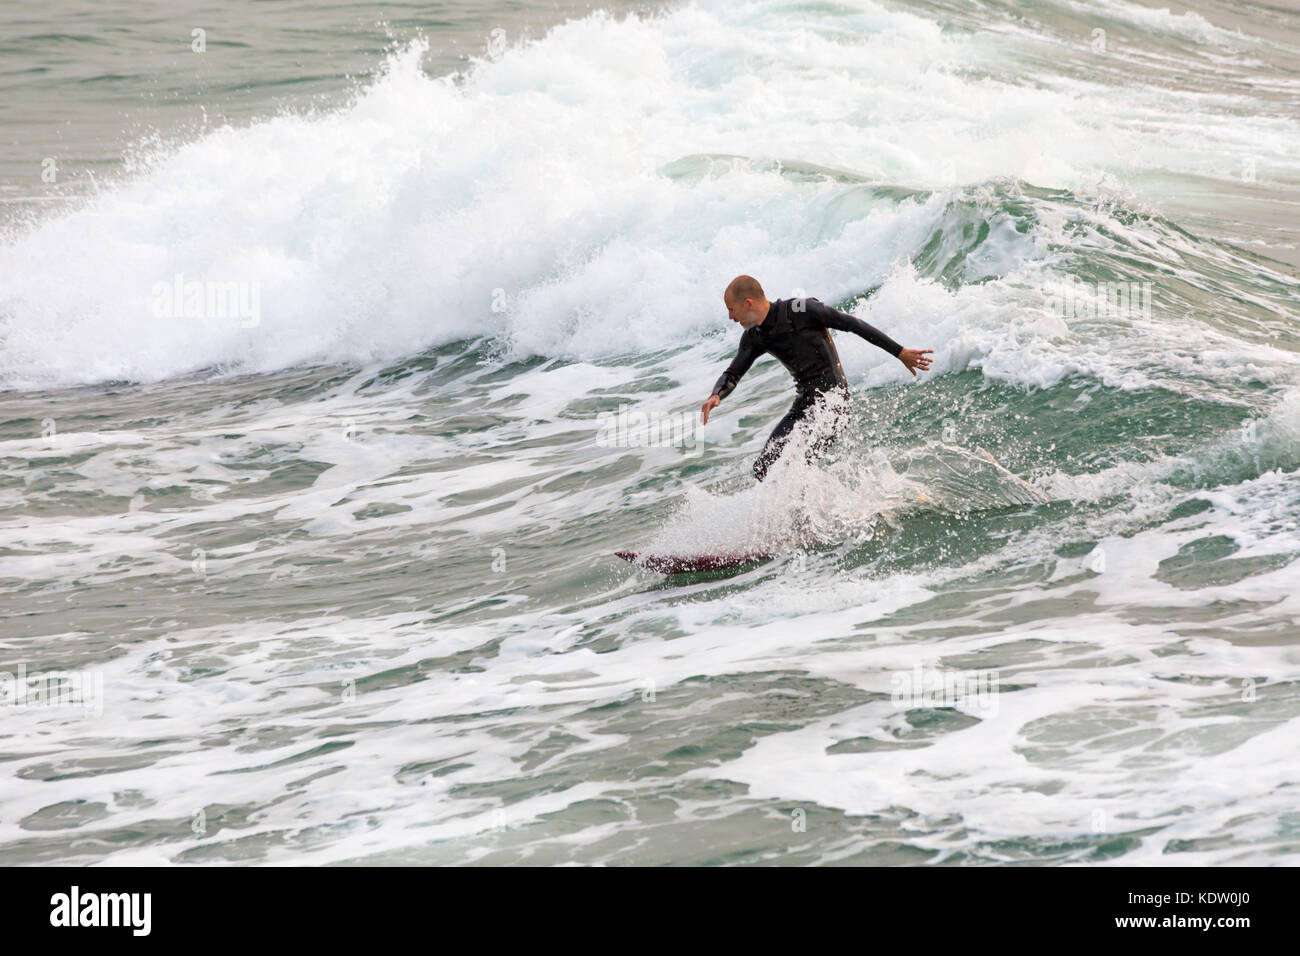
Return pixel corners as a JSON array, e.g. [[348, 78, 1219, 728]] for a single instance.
[[701, 275, 933, 480]]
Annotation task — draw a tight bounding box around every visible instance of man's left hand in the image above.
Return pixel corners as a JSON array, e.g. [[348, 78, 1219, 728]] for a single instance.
[[898, 348, 934, 377]]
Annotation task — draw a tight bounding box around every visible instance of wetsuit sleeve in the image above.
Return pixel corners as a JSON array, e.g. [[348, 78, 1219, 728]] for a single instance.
[[805, 297, 903, 357], [710, 330, 765, 401]]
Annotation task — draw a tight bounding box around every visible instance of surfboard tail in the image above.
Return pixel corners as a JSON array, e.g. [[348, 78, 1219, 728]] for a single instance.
[[616, 551, 771, 574]]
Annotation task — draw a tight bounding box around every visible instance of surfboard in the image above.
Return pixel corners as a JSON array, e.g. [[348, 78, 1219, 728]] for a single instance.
[[615, 550, 772, 574]]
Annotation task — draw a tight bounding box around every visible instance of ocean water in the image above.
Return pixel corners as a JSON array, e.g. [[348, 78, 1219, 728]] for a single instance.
[[2, 0, 1299, 865]]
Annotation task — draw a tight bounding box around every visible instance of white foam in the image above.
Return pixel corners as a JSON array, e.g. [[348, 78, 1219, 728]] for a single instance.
[[3, 1, 1297, 388]]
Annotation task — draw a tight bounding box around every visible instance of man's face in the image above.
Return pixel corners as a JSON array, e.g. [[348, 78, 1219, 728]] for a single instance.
[[725, 294, 763, 329]]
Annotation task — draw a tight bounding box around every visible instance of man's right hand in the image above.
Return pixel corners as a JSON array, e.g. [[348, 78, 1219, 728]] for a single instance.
[[701, 394, 721, 425]]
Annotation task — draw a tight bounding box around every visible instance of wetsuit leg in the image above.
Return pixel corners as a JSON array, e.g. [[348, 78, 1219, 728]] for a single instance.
[[752, 392, 816, 481], [752, 384, 850, 481], [806, 383, 850, 460]]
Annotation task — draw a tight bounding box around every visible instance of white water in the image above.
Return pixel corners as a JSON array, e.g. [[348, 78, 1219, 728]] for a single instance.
[[2, 0, 1300, 866]]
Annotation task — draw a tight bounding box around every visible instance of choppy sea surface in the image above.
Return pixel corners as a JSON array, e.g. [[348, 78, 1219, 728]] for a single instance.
[[2, 0, 1299, 865]]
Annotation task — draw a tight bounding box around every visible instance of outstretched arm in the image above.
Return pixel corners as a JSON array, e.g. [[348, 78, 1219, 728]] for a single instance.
[[702, 330, 765, 424], [804, 297, 903, 356], [805, 297, 933, 377]]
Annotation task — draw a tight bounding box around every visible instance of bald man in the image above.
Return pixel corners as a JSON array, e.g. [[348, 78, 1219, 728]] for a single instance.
[[701, 275, 933, 481]]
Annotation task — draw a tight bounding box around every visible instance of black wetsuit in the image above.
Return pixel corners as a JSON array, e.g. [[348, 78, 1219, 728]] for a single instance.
[[711, 297, 903, 480]]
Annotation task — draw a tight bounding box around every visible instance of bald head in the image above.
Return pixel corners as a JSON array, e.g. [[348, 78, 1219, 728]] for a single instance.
[[725, 275, 765, 304], [723, 275, 771, 330]]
